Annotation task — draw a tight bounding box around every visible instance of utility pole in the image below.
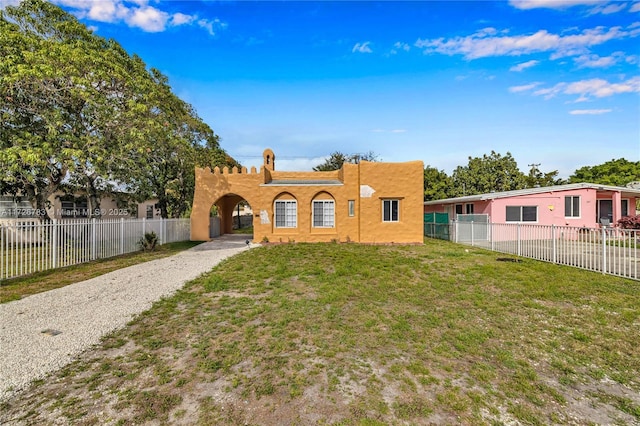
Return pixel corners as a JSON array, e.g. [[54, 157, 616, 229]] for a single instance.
[[528, 163, 542, 188]]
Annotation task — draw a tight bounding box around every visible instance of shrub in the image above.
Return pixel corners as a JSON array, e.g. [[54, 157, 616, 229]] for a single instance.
[[617, 215, 640, 229], [139, 231, 158, 251]]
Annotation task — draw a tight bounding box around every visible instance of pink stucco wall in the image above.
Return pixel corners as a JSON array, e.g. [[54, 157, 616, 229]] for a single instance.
[[489, 188, 596, 227]]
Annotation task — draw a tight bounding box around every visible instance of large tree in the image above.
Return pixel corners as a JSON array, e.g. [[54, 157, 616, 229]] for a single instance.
[[1, 0, 234, 219], [569, 158, 640, 187], [450, 151, 526, 197], [312, 151, 378, 171]]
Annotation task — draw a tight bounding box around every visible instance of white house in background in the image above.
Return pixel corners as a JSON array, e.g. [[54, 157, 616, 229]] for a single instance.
[[424, 183, 640, 228], [0, 193, 160, 221]]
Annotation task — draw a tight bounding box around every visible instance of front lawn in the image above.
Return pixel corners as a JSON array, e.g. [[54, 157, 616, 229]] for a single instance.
[[2, 239, 638, 425]]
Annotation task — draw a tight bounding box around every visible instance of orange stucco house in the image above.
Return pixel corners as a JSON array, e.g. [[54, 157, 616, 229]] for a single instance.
[[191, 149, 424, 244]]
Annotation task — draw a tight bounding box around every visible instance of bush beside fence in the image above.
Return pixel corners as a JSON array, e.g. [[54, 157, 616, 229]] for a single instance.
[[0, 218, 190, 280], [425, 221, 639, 281]]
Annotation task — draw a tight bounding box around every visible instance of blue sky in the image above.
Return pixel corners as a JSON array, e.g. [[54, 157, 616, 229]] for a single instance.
[[12, 0, 640, 177]]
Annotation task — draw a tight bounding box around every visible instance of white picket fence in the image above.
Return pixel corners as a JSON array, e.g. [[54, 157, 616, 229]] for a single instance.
[[425, 221, 640, 281], [0, 218, 190, 280]]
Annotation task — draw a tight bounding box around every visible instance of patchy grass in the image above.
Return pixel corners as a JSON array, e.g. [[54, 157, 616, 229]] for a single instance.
[[1, 239, 639, 425], [0, 241, 202, 303]]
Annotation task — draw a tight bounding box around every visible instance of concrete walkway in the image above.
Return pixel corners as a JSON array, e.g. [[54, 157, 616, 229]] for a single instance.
[[0, 234, 257, 402]]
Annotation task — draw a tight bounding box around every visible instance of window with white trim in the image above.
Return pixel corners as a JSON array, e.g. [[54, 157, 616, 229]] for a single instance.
[[506, 206, 537, 222], [564, 196, 580, 218], [465, 203, 474, 214], [312, 200, 335, 228], [274, 200, 297, 228], [382, 199, 399, 222]]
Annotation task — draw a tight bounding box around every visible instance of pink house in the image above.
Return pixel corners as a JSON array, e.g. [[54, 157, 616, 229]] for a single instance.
[[424, 183, 640, 228]]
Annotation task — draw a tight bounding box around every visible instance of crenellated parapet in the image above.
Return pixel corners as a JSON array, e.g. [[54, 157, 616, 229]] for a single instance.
[[200, 165, 260, 175]]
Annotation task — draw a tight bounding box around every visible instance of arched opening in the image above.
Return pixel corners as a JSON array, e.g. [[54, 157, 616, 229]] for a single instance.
[[210, 193, 254, 238]]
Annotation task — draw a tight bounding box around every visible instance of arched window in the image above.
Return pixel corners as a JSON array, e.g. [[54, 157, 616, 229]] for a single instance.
[[274, 194, 297, 228], [312, 192, 335, 228]]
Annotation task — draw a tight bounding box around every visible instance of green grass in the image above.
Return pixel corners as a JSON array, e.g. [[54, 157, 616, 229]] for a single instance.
[[0, 241, 202, 303], [1, 239, 639, 425]]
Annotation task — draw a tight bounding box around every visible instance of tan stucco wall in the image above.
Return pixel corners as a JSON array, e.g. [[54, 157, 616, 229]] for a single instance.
[[190, 149, 424, 244]]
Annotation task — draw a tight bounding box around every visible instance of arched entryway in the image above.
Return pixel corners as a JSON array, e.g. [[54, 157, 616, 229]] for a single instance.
[[210, 193, 254, 237]]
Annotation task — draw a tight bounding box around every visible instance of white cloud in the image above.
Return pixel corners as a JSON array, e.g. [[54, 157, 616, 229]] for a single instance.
[[510, 60, 540, 71], [625, 54, 639, 64], [508, 82, 543, 92], [533, 83, 567, 99], [126, 5, 168, 32], [277, 157, 330, 172], [569, 109, 613, 114], [509, 0, 605, 10], [171, 13, 195, 26], [390, 42, 410, 55], [415, 25, 634, 60], [197, 18, 226, 36], [588, 2, 628, 14], [532, 77, 640, 101], [352, 41, 373, 54], [631, 2, 640, 12], [574, 51, 624, 67], [51, 0, 225, 35], [391, 129, 407, 133]]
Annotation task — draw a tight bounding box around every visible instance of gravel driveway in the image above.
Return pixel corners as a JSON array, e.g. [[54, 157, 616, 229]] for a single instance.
[[0, 235, 256, 402]]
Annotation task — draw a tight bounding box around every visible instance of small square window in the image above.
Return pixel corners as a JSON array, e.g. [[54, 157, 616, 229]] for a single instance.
[[382, 199, 399, 222]]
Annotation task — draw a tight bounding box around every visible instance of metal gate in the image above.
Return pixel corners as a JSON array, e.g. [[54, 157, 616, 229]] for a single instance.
[[455, 214, 489, 243]]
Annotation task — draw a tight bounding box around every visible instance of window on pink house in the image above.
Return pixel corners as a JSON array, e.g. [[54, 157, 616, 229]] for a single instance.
[[564, 196, 580, 218], [506, 206, 537, 222], [621, 199, 629, 217]]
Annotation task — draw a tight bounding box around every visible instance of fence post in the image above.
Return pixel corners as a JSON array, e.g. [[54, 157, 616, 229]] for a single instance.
[[490, 222, 494, 251], [517, 223, 521, 257], [471, 221, 475, 246], [91, 218, 96, 260], [454, 221, 458, 244], [120, 218, 125, 255], [52, 219, 58, 269], [602, 227, 607, 275], [551, 224, 557, 264]]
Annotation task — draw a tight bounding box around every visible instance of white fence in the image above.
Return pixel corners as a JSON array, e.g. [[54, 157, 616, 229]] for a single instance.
[[425, 221, 639, 281], [0, 218, 190, 280]]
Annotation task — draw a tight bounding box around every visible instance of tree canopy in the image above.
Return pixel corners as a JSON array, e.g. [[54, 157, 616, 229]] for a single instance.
[[423, 165, 452, 201], [450, 151, 527, 197], [568, 158, 640, 187], [0, 0, 235, 219], [312, 151, 378, 171]]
